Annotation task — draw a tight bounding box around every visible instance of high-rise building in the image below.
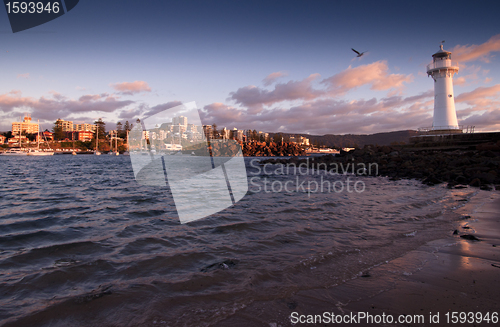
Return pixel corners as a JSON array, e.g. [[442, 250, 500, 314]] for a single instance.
[[74, 123, 97, 132], [56, 119, 74, 132], [12, 114, 39, 136], [202, 125, 213, 139], [172, 116, 188, 127]]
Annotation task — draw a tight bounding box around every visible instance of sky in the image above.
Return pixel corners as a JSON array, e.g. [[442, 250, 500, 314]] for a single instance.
[[1, 0, 500, 135]]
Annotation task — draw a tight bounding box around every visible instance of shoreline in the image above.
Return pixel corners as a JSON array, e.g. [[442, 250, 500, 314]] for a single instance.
[[218, 190, 500, 326]]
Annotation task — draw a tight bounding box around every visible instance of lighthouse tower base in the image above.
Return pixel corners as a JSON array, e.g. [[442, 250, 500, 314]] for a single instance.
[[418, 126, 464, 135]]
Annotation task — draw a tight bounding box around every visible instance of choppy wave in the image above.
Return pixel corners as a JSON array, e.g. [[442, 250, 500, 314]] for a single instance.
[[0, 155, 477, 326]]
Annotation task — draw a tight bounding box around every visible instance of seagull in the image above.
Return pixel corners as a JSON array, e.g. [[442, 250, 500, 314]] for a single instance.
[[351, 48, 366, 57]]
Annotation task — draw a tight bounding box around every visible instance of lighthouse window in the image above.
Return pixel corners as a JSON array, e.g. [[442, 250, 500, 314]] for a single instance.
[[448, 94, 453, 97]]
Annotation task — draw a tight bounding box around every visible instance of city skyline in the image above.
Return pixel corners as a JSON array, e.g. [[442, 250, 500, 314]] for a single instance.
[[1, 1, 499, 135]]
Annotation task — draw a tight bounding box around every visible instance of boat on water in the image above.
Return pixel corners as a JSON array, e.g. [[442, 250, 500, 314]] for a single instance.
[[1, 125, 28, 155], [95, 123, 101, 155], [27, 120, 54, 156], [108, 130, 119, 155], [1, 148, 28, 156], [27, 149, 54, 156]]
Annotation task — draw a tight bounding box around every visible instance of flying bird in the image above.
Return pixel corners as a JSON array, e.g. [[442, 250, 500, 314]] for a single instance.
[[351, 48, 366, 57]]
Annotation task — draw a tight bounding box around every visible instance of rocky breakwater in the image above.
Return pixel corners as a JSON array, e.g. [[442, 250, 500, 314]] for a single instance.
[[184, 140, 305, 157], [241, 141, 305, 157], [260, 143, 500, 190]]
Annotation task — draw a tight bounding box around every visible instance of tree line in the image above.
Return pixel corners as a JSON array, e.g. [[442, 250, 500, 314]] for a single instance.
[[51, 119, 133, 141]]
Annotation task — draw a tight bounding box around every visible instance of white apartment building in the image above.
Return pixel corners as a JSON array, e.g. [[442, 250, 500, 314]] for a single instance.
[[12, 114, 39, 136]]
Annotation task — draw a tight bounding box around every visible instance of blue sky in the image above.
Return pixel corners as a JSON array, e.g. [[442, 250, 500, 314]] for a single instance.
[[1, 0, 500, 134]]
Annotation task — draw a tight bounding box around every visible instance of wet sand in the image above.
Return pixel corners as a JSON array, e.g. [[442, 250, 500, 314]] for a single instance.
[[220, 191, 500, 326]]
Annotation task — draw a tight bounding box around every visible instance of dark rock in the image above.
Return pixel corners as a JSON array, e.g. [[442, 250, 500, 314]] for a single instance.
[[453, 185, 468, 189], [380, 146, 392, 154], [469, 178, 481, 187], [287, 302, 298, 309], [480, 184, 493, 191], [473, 172, 496, 184], [453, 230, 459, 235], [455, 175, 467, 184], [422, 175, 442, 186], [389, 151, 399, 157], [460, 234, 480, 241]]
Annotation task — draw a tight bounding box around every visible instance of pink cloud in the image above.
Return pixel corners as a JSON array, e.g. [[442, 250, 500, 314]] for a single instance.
[[229, 73, 323, 112], [452, 34, 500, 63], [0, 90, 134, 128], [455, 84, 500, 105], [202, 91, 435, 135], [322, 61, 413, 95], [110, 81, 152, 95], [262, 71, 288, 86], [453, 65, 481, 86], [17, 73, 29, 79], [454, 84, 500, 130]]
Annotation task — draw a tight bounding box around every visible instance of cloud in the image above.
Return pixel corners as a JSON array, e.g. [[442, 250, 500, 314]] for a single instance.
[[455, 84, 500, 105], [262, 71, 288, 86], [0, 90, 134, 127], [454, 65, 481, 86], [454, 84, 500, 130], [117, 101, 183, 120], [322, 61, 413, 95], [229, 63, 412, 115], [110, 81, 152, 95], [229, 74, 323, 112], [17, 73, 29, 79], [452, 34, 500, 63], [201, 90, 435, 135], [201, 63, 435, 134]]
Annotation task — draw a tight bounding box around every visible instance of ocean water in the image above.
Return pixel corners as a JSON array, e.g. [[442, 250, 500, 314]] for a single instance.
[[0, 155, 476, 326]]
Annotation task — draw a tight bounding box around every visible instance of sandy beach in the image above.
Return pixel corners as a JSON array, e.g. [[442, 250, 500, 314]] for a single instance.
[[218, 191, 500, 326]]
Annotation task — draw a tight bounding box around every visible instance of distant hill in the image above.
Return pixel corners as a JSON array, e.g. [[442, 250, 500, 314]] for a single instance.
[[276, 130, 419, 148]]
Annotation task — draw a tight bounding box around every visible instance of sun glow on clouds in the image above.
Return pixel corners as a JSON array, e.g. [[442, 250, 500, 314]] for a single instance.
[[17, 73, 30, 79], [0, 90, 134, 127], [208, 61, 419, 134], [200, 36, 500, 134], [322, 61, 413, 95], [110, 81, 152, 95], [262, 71, 288, 86], [452, 35, 500, 63], [2, 34, 500, 134]]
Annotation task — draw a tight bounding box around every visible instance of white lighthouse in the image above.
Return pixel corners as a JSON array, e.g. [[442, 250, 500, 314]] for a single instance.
[[427, 43, 460, 132]]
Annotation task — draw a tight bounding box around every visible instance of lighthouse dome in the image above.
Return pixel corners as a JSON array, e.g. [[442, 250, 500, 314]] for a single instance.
[[432, 44, 452, 60]]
